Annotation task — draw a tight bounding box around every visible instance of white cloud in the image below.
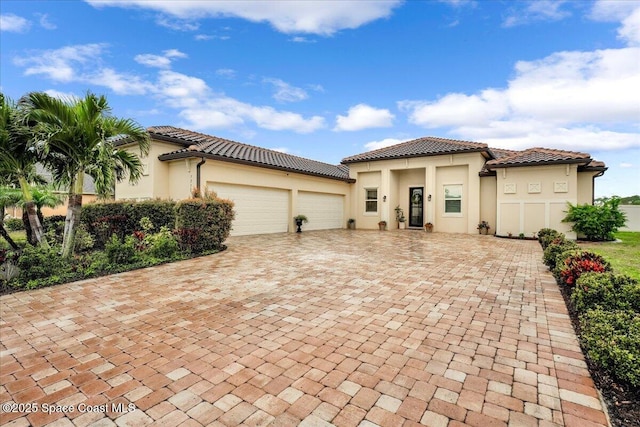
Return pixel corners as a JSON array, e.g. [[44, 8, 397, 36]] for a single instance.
[[270, 147, 290, 153], [37, 14, 57, 30], [14, 43, 106, 82], [85, 0, 403, 35], [264, 78, 308, 103], [44, 89, 77, 100], [364, 137, 411, 151], [155, 16, 199, 31], [620, 162, 633, 168], [215, 68, 236, 78], [134, 54, 172, 68], [400, 89, 508, 128], [134, 49, 186, 68], [335, 104, 395, 131], [0, 13, 31, 32], [290, 36, 316, 43], [503, 1, 571, 27], [401, 36, 640, 152], [13, 43, 326, 133], [590, 1, 640, 46]]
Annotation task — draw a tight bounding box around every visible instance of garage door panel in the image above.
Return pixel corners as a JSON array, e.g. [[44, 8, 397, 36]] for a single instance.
[[209, 183, 289, 236], [298, 192, 344, 230]]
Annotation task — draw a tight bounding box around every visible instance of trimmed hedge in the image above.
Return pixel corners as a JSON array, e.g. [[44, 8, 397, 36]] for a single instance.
[[542, 236, 579, 269], [580, 309, 640, 387], [174, 198, 234, 254], [572, 273, 640, 313], [4, 218, 24, 231], [556, 250, 611, 287], [538, 227, 640, 390], [81, 200, 176, 248], [538, 228, 561, 249]]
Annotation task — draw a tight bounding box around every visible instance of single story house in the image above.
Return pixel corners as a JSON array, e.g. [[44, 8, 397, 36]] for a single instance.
[[115, 126, 606, 238]]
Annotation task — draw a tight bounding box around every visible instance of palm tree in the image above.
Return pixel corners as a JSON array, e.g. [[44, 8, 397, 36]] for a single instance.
[[22, 92, 150, 258], [22, 185, 65, 226], [0, 93, 48, 246], [0, 185, 22, 250]]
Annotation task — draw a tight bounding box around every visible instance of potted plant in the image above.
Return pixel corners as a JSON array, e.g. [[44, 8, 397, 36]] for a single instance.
[[425, 222, 433, 232], [477, 221, 491, 235], [347, 218, 356, 230], [395, 206, 406, 229], [294, 215, 308, 233], [378, 220, 387, 231]]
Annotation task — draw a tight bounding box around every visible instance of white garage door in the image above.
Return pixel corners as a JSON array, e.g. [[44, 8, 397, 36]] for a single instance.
[[209, 183, 289, 236], [298, 192, 344, 230]]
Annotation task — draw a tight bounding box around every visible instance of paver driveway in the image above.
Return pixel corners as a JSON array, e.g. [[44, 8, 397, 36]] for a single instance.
[[0, 231, 609, 427]]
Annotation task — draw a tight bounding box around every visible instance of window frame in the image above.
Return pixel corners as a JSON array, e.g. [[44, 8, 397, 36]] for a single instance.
[[364, 187, 379, 215], [443, 184, 463, 217]]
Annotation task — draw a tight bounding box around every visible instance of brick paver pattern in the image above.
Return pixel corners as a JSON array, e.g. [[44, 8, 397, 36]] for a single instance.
[[0, 231, 609, 426]]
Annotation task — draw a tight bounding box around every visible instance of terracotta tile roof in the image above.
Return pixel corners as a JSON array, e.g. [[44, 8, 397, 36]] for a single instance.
[[151, 126, 354, 182], [489, 148, 519, 159], [485, 147, 594, 168], [341, 136, 489, 164]]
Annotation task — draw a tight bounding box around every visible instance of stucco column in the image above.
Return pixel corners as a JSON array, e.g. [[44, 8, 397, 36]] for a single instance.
[[290, 188, 298, 233], [468, 163, 481, 234], [426, 165, 435, 225], [381, 169, 391, 222]]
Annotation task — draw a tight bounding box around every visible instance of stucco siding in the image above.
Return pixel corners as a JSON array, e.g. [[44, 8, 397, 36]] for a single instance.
[[480, 176, 497, 233], [435, 165, 469, 233], [495, 164, 579, 238], [115, 141, 180, 200], [348, 152, 486, 233]]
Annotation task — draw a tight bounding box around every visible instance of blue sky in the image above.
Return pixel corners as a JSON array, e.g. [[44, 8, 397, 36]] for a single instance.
[[1, 0, 639, 197]]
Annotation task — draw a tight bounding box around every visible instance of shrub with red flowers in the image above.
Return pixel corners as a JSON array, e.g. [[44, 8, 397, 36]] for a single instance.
[[558, 250, 611, 287]]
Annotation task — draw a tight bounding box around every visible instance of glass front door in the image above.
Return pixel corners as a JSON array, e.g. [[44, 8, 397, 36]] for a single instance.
[[409, 187, 424, 227]]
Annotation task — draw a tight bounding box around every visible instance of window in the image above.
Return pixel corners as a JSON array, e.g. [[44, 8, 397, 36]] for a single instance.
[[365, 188, 378, 213], [444, 184, 462, 214]]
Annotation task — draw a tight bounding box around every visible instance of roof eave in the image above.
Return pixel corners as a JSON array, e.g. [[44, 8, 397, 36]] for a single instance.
[[341, 147, 490, 164], [149, 132, 196, 148], [158, 151, 355, 183], [485, 158, 591, 170]]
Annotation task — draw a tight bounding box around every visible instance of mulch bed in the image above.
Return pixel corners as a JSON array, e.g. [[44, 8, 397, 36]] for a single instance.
[[556, 281, 640, 427]]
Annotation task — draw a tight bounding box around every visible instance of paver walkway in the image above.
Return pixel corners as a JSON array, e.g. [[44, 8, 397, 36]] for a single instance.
[[0, 231, 609, 427]]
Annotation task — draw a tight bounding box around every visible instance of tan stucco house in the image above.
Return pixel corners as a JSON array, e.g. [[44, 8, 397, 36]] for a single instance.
[[115, 126, 606, 238]]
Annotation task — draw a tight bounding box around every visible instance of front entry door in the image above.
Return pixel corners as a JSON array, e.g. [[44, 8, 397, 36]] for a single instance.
[[409, 187, 424, 227]]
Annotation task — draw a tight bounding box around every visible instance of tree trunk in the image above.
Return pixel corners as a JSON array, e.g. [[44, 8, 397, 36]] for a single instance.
[[18, 176, 47, 247], [61, 194, 82, 258], [61, 173, 84, 258], [22, 210, 34, 245], [25, 201, 47, 246], [0, 224, 19, 250]]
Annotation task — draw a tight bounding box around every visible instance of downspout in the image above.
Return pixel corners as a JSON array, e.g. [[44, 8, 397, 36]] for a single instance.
[[196, 157, 206, 197]]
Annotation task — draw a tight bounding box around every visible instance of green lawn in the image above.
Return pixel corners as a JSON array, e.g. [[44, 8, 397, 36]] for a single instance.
[[579, 232, 640, 281], [0, 230, 26, 250]]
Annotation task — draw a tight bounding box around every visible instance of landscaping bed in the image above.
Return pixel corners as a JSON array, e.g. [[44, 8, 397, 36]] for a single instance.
[[538, 229, 640, 427]]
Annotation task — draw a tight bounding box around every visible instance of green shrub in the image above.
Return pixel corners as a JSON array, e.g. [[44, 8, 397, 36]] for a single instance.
[[146, 226, 179, 259], [81, 200, 176, 248], [538, 228, 561, 249], [572, 273, 640, 313], [4, 218, 24, 231], [73, 224, 94, 253], [580, 309, 640, 387], [562, 197, 627, 241], [17, 244, 71, 282], [543, 236, 579, 269], [105, 234, 139, 265], [556, 250, 611, 287], [174, 197, 234, 254], [43, 215, 66, 233]]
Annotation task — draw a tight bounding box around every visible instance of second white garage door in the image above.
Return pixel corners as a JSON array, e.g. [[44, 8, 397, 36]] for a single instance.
[[209, 183, 289, 236], [298, 192, 344, 230]]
